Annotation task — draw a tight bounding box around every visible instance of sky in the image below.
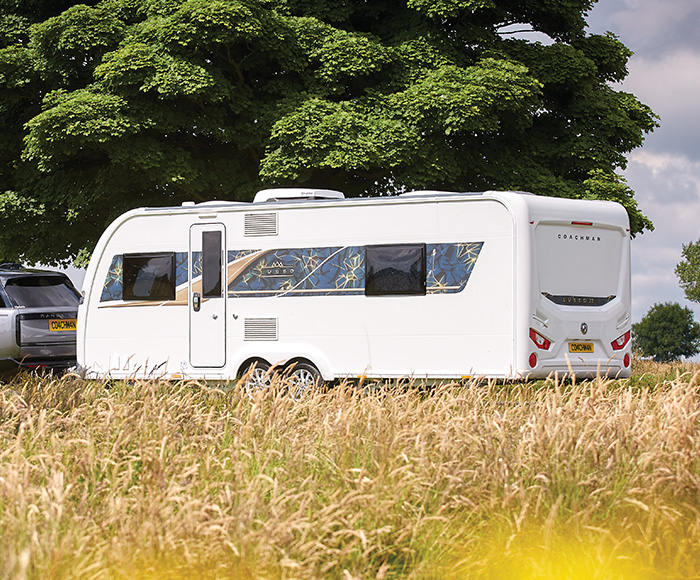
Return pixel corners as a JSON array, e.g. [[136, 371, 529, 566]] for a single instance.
[[586, 0, 700, 324], [57, 0, 700, 328]]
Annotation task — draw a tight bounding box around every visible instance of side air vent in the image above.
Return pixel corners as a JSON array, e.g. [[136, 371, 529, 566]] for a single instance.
[[244, 318, 279, 341], [244, 213, 278, 237]]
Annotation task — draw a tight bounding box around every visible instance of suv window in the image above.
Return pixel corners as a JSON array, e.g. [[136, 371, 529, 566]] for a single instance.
[[3, 276, 80, 308]]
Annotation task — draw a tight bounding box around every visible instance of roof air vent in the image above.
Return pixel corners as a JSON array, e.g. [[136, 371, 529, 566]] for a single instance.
[[253, 188, 345, 203]]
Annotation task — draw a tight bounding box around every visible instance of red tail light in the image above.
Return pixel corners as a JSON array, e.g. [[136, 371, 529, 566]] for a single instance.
[[611, 330, 630, 351], [529, 328, 551, 350]]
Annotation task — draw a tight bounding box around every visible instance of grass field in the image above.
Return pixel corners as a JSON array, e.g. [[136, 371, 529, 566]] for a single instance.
[[2, 361, 700, 579]]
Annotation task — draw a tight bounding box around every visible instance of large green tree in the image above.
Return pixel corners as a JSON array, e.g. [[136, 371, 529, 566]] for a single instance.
[[0, 0, 657, 264], [675, 238, 700, 304], [632, 302, 700, 363]]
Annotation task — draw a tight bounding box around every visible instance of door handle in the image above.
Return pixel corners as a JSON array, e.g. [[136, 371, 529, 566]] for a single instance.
[[193, 292, 201, 312]]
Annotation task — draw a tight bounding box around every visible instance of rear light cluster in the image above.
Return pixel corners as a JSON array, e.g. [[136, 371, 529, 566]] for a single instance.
[[529, 328, 551, 350], [611, 331, 630, 351], [612, 331, 632, 369], [529, 328, 552, 368]]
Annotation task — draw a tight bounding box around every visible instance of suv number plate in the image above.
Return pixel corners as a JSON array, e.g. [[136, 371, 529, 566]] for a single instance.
[[49, 319, 77, 332]]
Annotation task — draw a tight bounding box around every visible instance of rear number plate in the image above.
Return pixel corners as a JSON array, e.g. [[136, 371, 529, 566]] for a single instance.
[[49, 319, 77, 332], [569, 342, 594, 353]]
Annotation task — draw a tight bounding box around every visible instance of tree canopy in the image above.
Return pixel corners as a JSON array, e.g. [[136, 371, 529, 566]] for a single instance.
[[0, 0, 657, 264], [632, 302, 700, 363], [675, 238, 700, 304]]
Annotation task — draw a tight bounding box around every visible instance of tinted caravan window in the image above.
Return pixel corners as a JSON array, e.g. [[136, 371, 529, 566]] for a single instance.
[[365, 244, 426, 296], [202, 231, 222, 298], [123, 253, 175, 301]]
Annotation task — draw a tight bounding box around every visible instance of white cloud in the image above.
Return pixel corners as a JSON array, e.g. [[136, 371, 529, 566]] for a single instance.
[[629, 150, 700, 203], [589, 0, 700, 54], [624, 150, 700, 323], [619, 51, 700, 160], [625, 50, 700, 116]]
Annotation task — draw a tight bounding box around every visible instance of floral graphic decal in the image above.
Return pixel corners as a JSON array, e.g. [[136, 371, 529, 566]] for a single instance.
[[427, 242, 484, 293], [100, 255, 124, 302], [100, 243, 483, 302], [228, 246, 365, 297], [226, 242, 483, 297]]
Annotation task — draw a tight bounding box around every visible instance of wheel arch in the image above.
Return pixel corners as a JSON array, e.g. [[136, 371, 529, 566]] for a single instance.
[[235, 348, 333, 382], [237, 356, 271, 377], [277, 349, 333, 381], [279, 356, 317, 373]]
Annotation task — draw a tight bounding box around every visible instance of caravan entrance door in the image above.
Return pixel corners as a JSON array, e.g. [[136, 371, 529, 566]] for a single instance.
[[189, 223, 226, 367]]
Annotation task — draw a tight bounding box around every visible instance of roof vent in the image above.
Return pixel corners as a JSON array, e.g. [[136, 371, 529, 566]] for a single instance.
[[253, 188, 345, 203]]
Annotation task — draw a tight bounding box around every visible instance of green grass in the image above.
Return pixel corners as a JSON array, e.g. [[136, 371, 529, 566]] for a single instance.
[[2, 362, 700, 579]]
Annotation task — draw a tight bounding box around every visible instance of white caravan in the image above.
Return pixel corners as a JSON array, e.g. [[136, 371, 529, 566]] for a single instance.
[[76, 189, 632, 384]]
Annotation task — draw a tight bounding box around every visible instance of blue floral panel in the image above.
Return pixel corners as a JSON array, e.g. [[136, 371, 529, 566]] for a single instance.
[[426, 242, 484, 294], [175, 252, 189, 287], [100, 255, 124, 302], [228, 246, 365, 297]]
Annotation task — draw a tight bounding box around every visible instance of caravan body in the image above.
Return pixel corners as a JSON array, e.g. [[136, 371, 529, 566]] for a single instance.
[[77, 190, 632, 381]]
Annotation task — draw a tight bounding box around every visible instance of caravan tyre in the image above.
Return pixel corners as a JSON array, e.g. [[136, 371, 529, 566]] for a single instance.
[[286, 362, 322, 400], [242, 360, 272, 395]]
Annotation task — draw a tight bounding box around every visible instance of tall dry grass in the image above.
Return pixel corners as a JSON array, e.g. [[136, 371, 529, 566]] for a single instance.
[[1, 364, 700, 579]]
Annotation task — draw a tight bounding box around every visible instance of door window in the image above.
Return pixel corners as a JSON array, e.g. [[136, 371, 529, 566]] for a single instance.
[[202, 231, 222, 298]]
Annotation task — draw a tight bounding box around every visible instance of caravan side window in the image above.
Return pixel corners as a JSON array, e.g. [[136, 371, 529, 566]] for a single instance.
[[123, 253, 176, 301], [365, 244, 426, 296]]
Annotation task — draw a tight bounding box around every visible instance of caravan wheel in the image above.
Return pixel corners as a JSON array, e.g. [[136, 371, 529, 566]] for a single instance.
[[242, 360, 272, 395], [286, 362, 322, 400]]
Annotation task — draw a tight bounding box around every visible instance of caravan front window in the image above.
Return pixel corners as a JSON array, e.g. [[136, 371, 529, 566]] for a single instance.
[[123, 253, 175, 301], [365, 244, 426, 296]]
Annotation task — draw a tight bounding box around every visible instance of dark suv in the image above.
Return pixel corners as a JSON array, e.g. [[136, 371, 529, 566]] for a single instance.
[[0, 263, 81, 376]]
